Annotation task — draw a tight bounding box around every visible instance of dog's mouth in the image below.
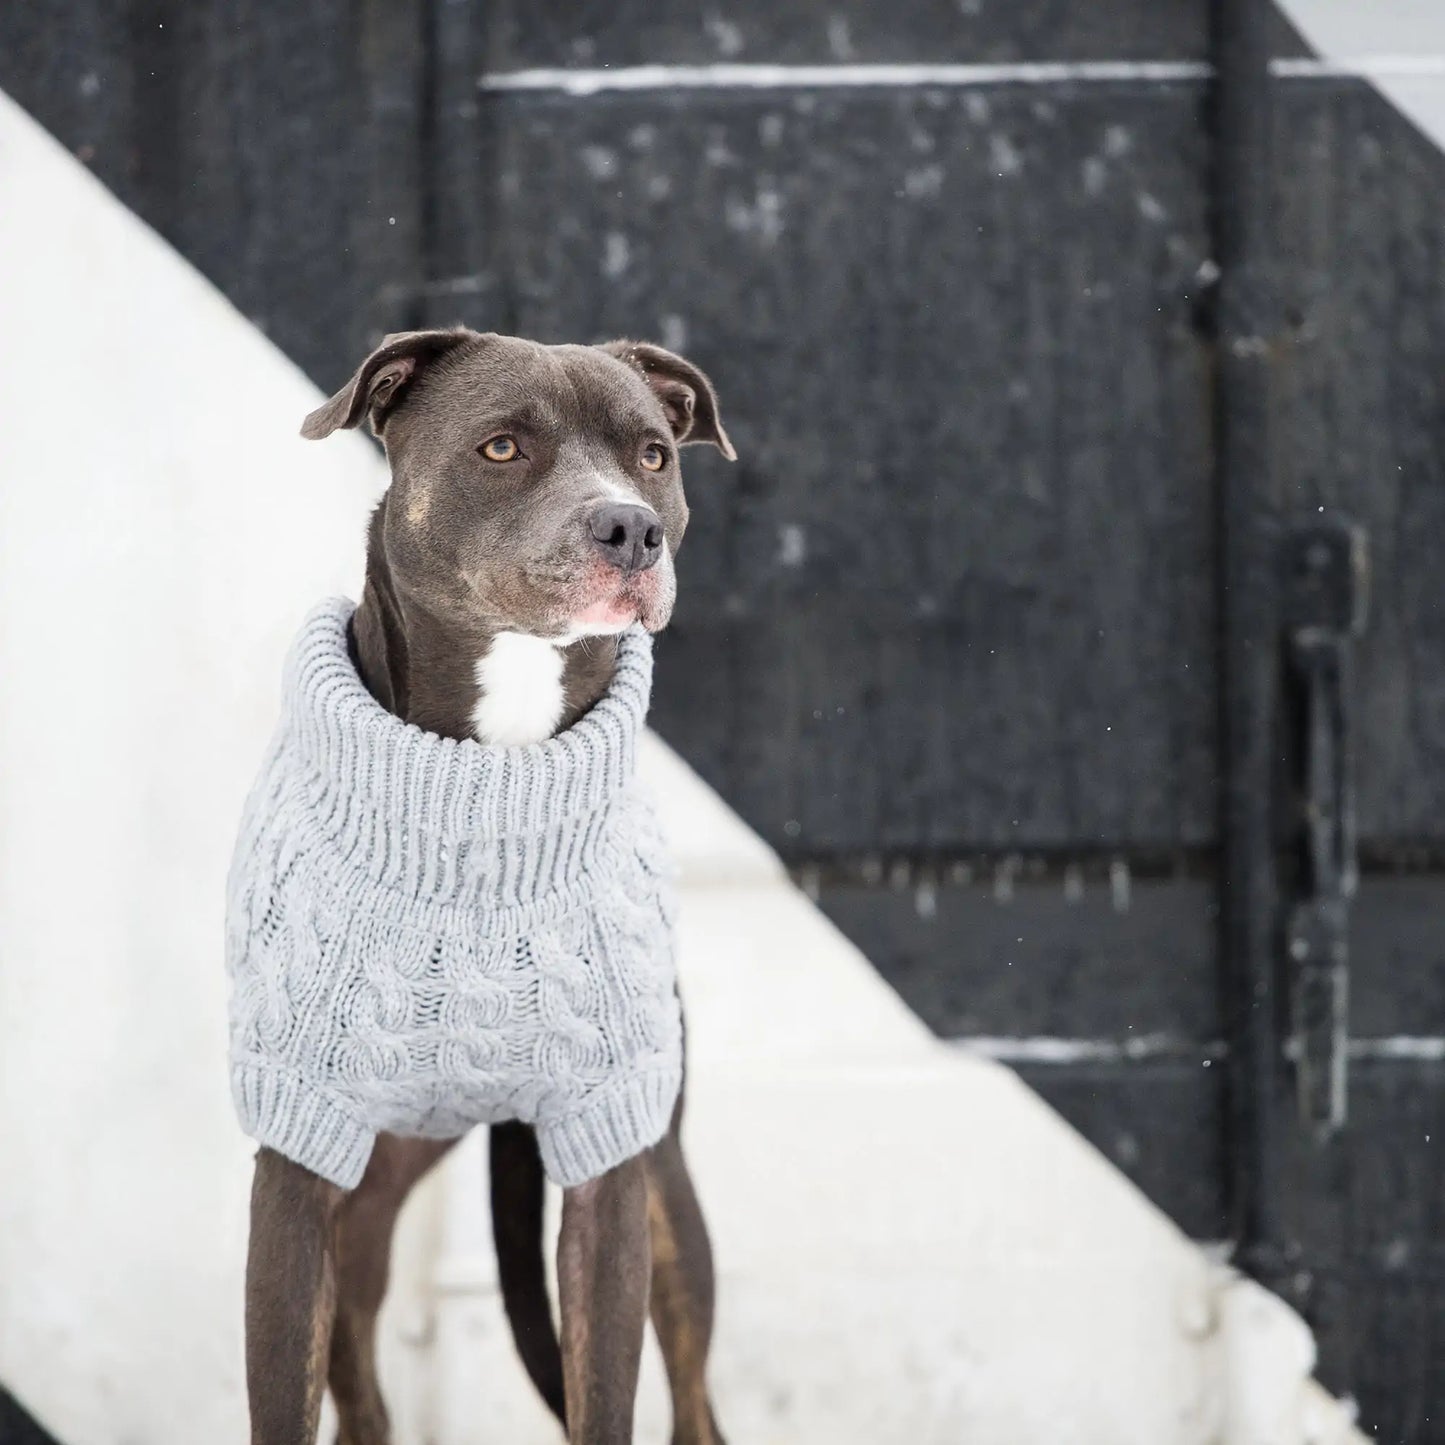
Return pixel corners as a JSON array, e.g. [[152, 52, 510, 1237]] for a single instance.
[[572, 594, 641, 630], [565, 567, 671, 636], [493, 555, 675, 643]]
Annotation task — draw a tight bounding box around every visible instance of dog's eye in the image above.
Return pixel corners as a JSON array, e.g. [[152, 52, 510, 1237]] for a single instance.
[[640, 443, 666, 472], [479, 435, 520, 462]]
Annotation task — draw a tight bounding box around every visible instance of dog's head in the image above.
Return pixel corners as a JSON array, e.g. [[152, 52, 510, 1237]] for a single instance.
[[301, 328, 734, 640]]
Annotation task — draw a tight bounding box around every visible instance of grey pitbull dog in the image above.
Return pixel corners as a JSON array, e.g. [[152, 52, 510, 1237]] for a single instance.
[[245, 328, 734, 1445]]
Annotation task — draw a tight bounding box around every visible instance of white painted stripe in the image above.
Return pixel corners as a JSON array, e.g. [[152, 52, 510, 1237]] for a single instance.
[[955, 1035, 1225, 1065], [479, 57, 1445, 100], [967, 1035, 1445, 1066], [478, 60, 1215, 97], [1348, 1036, 1445, 1061], [1270, 54, 1445, 80]]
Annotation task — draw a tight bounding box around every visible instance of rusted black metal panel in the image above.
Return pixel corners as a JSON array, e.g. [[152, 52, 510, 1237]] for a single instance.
[[819, 869, 1229, 1235], [1279, 1051, 1445, 1440], [480, 0, 1210, 68], [486, 82, 1218, 854], [1262, 70, 1445, 1433], [1352, 878, 1445, 1033], [817, 874, 1220, 1041], [1021, 1065, 1229, 1238], [420, 0, 504, 330], [0, 0, 426, 382], [1273, 77, 1445, 846]]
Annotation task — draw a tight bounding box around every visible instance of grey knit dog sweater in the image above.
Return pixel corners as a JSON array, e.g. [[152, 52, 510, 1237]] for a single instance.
[[225, 599, 682, 1190]]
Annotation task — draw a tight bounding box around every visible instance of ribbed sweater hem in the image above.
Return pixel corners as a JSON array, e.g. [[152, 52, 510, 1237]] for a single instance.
[[232, 1063, 375, 1189], [536, 1064, 682, 1187], [233, 1059, 680, 1190]]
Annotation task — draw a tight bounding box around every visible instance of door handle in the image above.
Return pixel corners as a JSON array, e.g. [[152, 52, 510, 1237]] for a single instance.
[[1280, 516, 1369, 1139]]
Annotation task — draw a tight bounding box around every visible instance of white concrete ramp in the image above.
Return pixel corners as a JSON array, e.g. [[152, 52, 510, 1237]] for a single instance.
[[0, 88, 382, 1445], [0, 90, 1363, 1445], [1275, 0, 1445, 154]]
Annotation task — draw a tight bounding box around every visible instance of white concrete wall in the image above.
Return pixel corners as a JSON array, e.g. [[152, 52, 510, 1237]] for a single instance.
[[0, 89, 1366, 1445]]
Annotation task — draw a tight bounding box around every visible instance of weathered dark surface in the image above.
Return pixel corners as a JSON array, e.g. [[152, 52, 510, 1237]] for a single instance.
[[1020, 1063, 1228, 1238], [833, 863, 1445, 1391], [0, 0, 425, 383], [1274, 77, 1445, 845], [480, 0, 1210, 68], [4, 2, 1445, 1435], [819, 874, 1220, 1041], [483, 84, 1217, 853], [1280, 1056, 1445, 1444], [1265, 77, 1445, 1434], [819, 868, 1226, 1231], [1351, 878, 1445, 1033]]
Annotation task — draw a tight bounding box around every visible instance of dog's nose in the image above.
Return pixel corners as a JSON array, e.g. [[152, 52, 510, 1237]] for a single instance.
[[588, 502, 664, 574]]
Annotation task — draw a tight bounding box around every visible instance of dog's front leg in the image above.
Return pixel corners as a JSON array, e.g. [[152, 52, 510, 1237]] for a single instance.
[[247, 1148, 344, 1445], [557, 1156, 651, 1443], [330, 1134, 459, 1445]]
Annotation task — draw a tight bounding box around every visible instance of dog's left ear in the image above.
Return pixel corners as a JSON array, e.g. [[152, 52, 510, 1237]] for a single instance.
[[600, 340, 737, 460]]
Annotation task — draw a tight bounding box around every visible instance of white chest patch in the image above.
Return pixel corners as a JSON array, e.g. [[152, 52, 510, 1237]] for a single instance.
[[471, 632, 566, 746]]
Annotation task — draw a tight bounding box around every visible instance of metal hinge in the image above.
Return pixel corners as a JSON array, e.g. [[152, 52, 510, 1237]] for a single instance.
[[1280, 516, 1369, 1140]]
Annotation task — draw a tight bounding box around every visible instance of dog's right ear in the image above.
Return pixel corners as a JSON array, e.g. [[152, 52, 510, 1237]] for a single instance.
[[301, 328, 472, 440]]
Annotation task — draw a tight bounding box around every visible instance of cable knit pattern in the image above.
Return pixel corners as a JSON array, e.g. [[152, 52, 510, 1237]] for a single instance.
[[226, 599, 681, 1190]]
